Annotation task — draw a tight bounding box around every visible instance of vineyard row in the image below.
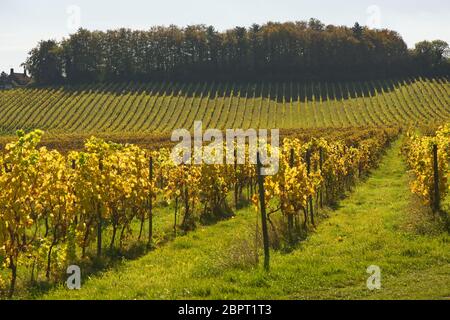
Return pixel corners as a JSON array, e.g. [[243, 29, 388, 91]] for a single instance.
[[0, 127, 399, 297], [0, 78, 448, 135]]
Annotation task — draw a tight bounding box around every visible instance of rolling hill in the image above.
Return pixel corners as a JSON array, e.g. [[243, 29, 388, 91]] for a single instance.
[[0, 77, 448, 137]]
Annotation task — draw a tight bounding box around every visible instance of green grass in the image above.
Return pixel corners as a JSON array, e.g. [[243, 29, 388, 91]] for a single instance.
[[0, 78, 449, 136], [1, 201, 179, 299], [42, 139, 450, 300]]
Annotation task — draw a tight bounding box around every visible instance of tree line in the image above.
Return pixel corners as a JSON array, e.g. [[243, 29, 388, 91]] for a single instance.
[[23, 19, 450, 84]]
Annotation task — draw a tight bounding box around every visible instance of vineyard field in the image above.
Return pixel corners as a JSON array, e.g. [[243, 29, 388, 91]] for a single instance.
[[0, 77, 449, 300], [2, 1, 450, 303], [0, 77, 449, 136], [42, 140, 450, 300]]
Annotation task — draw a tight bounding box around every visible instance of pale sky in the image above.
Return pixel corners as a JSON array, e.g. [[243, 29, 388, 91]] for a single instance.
[[1, 0, 449, 73]]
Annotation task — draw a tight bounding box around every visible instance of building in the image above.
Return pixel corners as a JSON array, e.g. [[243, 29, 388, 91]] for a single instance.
[[0, 68, 32, 89]]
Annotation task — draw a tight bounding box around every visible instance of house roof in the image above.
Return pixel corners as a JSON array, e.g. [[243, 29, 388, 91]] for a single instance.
[[1, 70, 32, 87], [10, 72, 31, 86]]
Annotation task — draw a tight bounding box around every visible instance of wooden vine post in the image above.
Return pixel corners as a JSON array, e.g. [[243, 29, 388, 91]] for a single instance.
[[257, 152, 270, 271], [288, 148, 295, 241], [174, 197, 178, 237], [432, 144, 440, 213], [234, 149, 239, 210], [71, 160, 79, 226], [306, 149, 315, 226], [97, 158, 103, 258], [319, 147, 324, 209], [148, 156, 154, 248]]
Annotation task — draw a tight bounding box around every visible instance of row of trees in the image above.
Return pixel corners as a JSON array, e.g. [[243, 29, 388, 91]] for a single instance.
[[24, 19, 450, 84]]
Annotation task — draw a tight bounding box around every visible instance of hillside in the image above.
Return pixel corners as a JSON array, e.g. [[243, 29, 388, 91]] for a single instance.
[[0, 77, 448, 137]]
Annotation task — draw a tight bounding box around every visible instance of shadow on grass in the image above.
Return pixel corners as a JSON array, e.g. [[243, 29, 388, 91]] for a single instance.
[[24, 204, 240, 299], [439, 207, 450, 234]]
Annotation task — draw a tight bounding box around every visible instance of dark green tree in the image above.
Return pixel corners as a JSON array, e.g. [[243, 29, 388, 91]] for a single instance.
[[24, 40, 63, 84]]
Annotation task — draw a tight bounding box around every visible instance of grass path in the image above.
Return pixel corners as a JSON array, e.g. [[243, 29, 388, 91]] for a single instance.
[[44, 140, 450, 300]]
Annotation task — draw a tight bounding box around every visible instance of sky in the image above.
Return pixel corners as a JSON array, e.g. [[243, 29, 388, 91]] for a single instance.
[[1, 0, 449, 73]]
